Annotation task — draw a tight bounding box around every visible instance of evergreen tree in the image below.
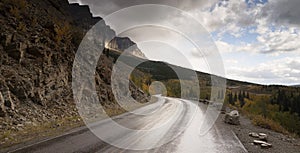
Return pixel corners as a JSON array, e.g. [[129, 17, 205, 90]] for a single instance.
[[234, 93, 237, 102], [240, 98, 245, 108], [291, 98, 297, 114], [296, 95, 300, 117], [228, 92, 233, 105], [242, 91, 246, 99], [282, 90, 289, 112], [277, 90, 282, 111], [246, 92, 250, 99], [270, 98, 274, 105], [238, 90, 242, 101]]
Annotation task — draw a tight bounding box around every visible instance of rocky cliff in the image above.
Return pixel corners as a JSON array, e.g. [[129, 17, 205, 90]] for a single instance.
[[0, 0, 148, 145], [107, 37, 146, 58]]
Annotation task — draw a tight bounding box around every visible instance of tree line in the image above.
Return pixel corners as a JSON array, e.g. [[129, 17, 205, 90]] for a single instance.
[[270, 89, 300, 116], [228, 91, 250, 107]]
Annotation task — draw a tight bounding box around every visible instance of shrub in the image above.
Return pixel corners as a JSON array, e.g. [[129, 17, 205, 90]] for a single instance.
[[7, 0, 28, 19], [17, 22, 26, 32], [250, 114, 288, 134], [71, 27, 84, 45], [54, 21, 72, 44], [31, 16, 38, 27], [9, 0, 27, 10], [9, 6, 20, 19]]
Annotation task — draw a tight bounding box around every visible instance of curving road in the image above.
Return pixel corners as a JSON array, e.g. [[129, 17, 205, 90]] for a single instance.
[[8, 97, 247, 153]]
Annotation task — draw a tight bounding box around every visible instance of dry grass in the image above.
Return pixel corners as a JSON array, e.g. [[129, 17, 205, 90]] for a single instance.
[[9, 7, 20, 19], [6, 0, 28, 19], [8, 0, 28, 10], [31, 16, 38, 27], [0, 116, 83, 148], [0, 97, 155, 148], [104, 107, 127, 117], [235, 103, 290, 135], [249, 114, 289, 134], [17, 22, 26, 32], [54, 21, 72, 44]]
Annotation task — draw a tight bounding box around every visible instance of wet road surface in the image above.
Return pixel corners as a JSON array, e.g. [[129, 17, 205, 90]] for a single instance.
[[8, 97, 247, 153]]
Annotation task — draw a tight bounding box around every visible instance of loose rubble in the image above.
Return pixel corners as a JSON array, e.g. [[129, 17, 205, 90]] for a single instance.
[[250, 132, 272, 149]]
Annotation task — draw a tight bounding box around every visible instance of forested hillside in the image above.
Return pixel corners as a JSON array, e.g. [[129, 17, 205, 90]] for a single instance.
[[124, 53, 300, 136]]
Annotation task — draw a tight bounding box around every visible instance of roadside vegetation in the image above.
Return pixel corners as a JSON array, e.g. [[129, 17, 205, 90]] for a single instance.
[[129, 59, 300, 137], [226, 87, 300, 136], [0, 116, 83, 148]]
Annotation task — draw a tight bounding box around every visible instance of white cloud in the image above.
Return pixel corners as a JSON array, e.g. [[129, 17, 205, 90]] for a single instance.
[[226, 57, 300, 85], [225, 59, 238, 64], [215, 40, 234, 53], [255, 27, 300, 53], [69, 0, 300, 84]]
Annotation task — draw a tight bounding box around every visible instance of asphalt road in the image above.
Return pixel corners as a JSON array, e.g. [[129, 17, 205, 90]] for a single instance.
[[8, 97, 247, 153]]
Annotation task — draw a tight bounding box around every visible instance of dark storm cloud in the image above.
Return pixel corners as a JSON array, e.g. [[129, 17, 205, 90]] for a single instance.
[[69, 0, 217, 17], [263, 0, 300, 26]]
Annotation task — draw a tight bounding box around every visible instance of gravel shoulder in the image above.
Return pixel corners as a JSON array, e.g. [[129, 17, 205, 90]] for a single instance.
[[218, 113, 300, 153]]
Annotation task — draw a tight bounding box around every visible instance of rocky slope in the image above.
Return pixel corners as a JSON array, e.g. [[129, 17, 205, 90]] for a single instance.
[[0, 0, 148, 146], [107, 37, 146, 58]]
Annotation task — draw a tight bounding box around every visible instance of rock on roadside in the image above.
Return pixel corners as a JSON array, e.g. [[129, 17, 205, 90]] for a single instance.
[[224, 110, 240, 125]]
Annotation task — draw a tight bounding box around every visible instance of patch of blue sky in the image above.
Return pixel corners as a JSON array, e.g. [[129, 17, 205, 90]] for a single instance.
[[208, 0, 229, 12], [266, 24, 295, 33], [211, 26, 259, 45], [245, 0, 268, 8]]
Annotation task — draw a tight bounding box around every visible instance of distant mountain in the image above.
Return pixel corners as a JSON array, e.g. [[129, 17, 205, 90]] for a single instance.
[[106, 48, 299, 99], [291, 85, 300, 87], [108, 37, 146, 58]]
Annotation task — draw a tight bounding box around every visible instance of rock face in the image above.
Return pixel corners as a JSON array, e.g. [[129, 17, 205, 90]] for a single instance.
[[67, 3, 101, 28], [224, 110, 240, 125], [0, 0, 148, 132], [108, 37, 146, 58]]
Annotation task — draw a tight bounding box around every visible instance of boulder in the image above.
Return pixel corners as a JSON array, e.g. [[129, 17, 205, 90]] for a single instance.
[[253, 140, 272, 149], [258, 133, 268, 141], [261, 143, 272, 149], [253, 140, 267, 145], [249, 132, 259, 138], [249, 132, 268, 141], [224, 110, 240, 125]]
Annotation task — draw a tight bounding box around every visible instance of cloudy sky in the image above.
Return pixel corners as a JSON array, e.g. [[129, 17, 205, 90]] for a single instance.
[[69, 0, 300, 85]]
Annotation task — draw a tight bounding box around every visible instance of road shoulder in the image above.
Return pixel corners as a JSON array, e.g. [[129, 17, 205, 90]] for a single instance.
[[221, 113, 300, 153]]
